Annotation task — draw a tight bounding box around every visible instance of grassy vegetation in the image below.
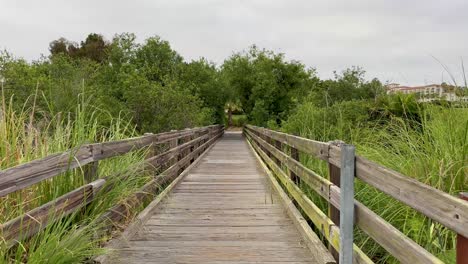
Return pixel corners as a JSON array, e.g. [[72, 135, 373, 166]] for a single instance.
[[281, 95, 467, 263], [0, 88, 154, 263], [1, 32, 466, 263], [0, 34, 228, 262]]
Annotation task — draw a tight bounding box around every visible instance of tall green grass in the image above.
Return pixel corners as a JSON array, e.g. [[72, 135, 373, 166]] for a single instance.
[[281, 95, 467, 263], [0, 84, 152, 263]]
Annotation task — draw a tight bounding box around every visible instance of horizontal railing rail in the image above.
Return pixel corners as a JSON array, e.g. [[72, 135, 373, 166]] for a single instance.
[[0, 125, 219, 197], [0, 125, 224, 247], [244, 124, 467, 264]]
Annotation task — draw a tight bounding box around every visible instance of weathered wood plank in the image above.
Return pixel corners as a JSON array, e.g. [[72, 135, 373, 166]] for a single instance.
[[102, 132, 327, 264], [247, 133, 373, 264], [96, 129, 223, 228], [1, 178, 105, 246], [84, 160, 99, 183], [0, 146, 93, 197], [245, 125, 329, 160], [145, 133, 210, 170], [329, 145, 468, 239], [245, 129, 331, 198], [0, 125, 221, 198], [0, 126, 223, 247], [247, 130, 443, 264], [246, 137, 336, 264], [95, 131, 219, 264], [248, 125, 467, 240]]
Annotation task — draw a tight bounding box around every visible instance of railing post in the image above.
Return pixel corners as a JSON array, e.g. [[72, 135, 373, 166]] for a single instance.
[[339, 144, 355, 264], [169, 130, 178, 167], [328, 140, 344, 261], [84, 144, 99, 183], [290, 146, 299, 184], [458, 192, 468, 264], [84, 161, 99, 183], [194, 129, 202, 159], [144, 133, 156, 159], [189, 128, 197, 164], [274, 140, 282, 167]]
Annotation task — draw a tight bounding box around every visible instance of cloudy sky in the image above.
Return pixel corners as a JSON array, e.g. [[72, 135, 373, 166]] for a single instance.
[[1, 0, 467, 85]]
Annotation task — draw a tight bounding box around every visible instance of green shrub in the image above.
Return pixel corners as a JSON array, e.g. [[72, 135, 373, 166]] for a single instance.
[[281, 96, 467, 263], [0, 90, 150, 263], [227, 114, 247, 127]]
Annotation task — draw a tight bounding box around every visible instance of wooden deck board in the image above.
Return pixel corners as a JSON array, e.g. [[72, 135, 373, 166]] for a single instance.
[[104, 132, 324, 263]]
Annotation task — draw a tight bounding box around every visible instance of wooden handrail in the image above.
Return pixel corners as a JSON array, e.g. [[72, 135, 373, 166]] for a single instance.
[[245, 125, 468, 238], [244, 128, 442, 263], [0, 125, 220, 197], [245, 125, 466, 263], [246, 131, 372, 264], [0, 125, 224, 247]]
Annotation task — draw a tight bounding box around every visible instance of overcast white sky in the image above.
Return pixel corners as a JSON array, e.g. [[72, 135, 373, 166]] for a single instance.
[[1, 0, 467, 85]]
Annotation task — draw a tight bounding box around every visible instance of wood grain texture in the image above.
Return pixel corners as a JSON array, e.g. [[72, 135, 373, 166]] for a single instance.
[[246, 134, 373, 264], [0, 146, 93, 197], [246, 137, 336, 264], [245, 125, 329, 160], [0, 125, 221, 198], [329, 145, 468, 239], [96, 129, 223, 228], [95, 133, 219, 264], [0, 126, 222, 247], [1, 178, 106, 246], [247, 129, 442, 264], [247, 124, 467, 241], [102, 132, 329, 264]]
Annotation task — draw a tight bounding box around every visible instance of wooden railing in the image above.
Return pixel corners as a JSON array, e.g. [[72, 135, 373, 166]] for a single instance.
[[0, 125, 224, 247], [244, 125, 467, 264]]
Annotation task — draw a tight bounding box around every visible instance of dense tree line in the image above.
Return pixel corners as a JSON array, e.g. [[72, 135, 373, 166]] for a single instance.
[[0, 33, 386, 133], [221, 47, 385, 127], [1, 33, 227, 132]]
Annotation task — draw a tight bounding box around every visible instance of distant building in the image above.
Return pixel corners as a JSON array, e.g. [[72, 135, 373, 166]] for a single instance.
[[385, 83, 468, 102]]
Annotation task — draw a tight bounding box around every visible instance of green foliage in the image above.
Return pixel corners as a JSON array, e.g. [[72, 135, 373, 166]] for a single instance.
[[1, 31, 464, 263], [228, 114, 247, 127], [281, 94, 466, 263], [222, 46, 318, 126], [308, 66, 384, 107], [179, 58, 226, 123], [133, 36, 183, 84], [1, 33, 225, 134], [0, 87, 151, 263], [0, 33, 227, 262], [49, 33, 110, 63], [283, 100, 371, 141]]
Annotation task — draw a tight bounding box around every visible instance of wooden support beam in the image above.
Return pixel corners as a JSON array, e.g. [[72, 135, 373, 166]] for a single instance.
[[328, 145, 468, 239], [274, 139, 282, 167], [83, 161, 99, 183], [290, 146, 300, 183], [328, 141, 343, 262]]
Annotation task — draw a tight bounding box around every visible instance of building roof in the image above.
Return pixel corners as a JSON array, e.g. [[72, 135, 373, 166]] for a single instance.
[[387, 84, 441, 91]]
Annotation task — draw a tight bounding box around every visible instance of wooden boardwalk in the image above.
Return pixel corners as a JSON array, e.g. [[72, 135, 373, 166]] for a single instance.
[[105, 132, 323, 263], [4, 125, 466, 263]]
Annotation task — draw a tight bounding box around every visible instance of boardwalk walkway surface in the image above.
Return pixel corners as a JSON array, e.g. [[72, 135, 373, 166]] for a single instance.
[[106, 132, 321, 263]]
